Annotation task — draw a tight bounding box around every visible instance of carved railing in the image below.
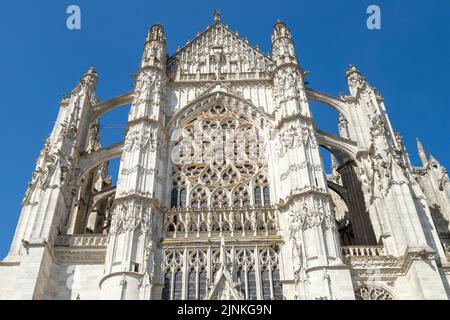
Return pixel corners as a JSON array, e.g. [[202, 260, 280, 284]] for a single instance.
[[55, 234, 109, 247], [342, 246, 385, 257], [164, 206, 279, 238], [178, 72, 272, 82]]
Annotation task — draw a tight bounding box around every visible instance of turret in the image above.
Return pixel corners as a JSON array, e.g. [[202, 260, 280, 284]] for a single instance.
[[271, 20, 298, 67], [271, 21, 309, 121], [141, 24, 167, 71]]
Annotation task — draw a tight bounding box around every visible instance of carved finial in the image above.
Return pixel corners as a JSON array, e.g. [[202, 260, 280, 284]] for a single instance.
[[79, 65, 98, 90], [255, 44, 260, 51], [235, 30, 239, 36], [346, 63, 368, 96], [244, 36, 248, 43], [225, 22, 229, 29], [86, 65, 96, 75], [176, 45, 181, 52], [417, 137, 428, 166], [214, 9, 221, 22], [346, 63, 363, 79], [185, 38, 190, 45]]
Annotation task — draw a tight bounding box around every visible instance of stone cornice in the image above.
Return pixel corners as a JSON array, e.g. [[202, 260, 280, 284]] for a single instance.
[[275, 113, 314, 129]]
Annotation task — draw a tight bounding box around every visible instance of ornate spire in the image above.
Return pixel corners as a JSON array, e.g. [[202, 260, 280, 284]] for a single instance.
[[417, 137, 428, 166]]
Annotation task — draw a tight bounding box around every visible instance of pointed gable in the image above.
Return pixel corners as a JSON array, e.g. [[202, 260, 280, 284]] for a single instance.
[[206, 266, 245, 300], [167, 21, 274, 81]]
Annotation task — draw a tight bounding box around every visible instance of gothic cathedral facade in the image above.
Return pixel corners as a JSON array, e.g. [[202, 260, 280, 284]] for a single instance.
[[1, 12, 450, 300]]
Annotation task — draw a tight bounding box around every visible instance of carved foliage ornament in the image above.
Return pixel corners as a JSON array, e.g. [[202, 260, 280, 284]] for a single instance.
[[124, 125, 157, 153], [273, 67, 307, 105], [133, 70, 163, 108], [278, 125, 318, 158], [110, 200, 155, 236]]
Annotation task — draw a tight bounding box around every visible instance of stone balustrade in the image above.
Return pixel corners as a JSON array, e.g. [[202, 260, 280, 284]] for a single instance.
[[165, 206, 279, 238], [55, 234, 109, 247], [342, 246, 385, 257]]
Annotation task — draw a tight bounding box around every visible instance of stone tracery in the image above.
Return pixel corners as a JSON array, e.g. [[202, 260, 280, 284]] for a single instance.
[[170, 103, 270, 210]]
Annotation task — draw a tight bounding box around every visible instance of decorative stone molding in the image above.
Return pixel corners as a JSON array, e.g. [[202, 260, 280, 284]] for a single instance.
[[110, 199, 156, 236]]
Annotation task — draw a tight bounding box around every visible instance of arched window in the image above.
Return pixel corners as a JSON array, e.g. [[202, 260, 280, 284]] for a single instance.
[[235, 249, 256, 300], [259, 248, 283, 300], [162, 250, 184, 300], [186, 251, 207, 300], [254, 173, 270, 206]]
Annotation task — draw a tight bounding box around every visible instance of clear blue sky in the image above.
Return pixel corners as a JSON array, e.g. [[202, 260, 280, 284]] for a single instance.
[[0, 0, 449, 258]]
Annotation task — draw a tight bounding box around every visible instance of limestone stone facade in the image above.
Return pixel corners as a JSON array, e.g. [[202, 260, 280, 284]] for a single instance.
[[1, 12, 450, 300]]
